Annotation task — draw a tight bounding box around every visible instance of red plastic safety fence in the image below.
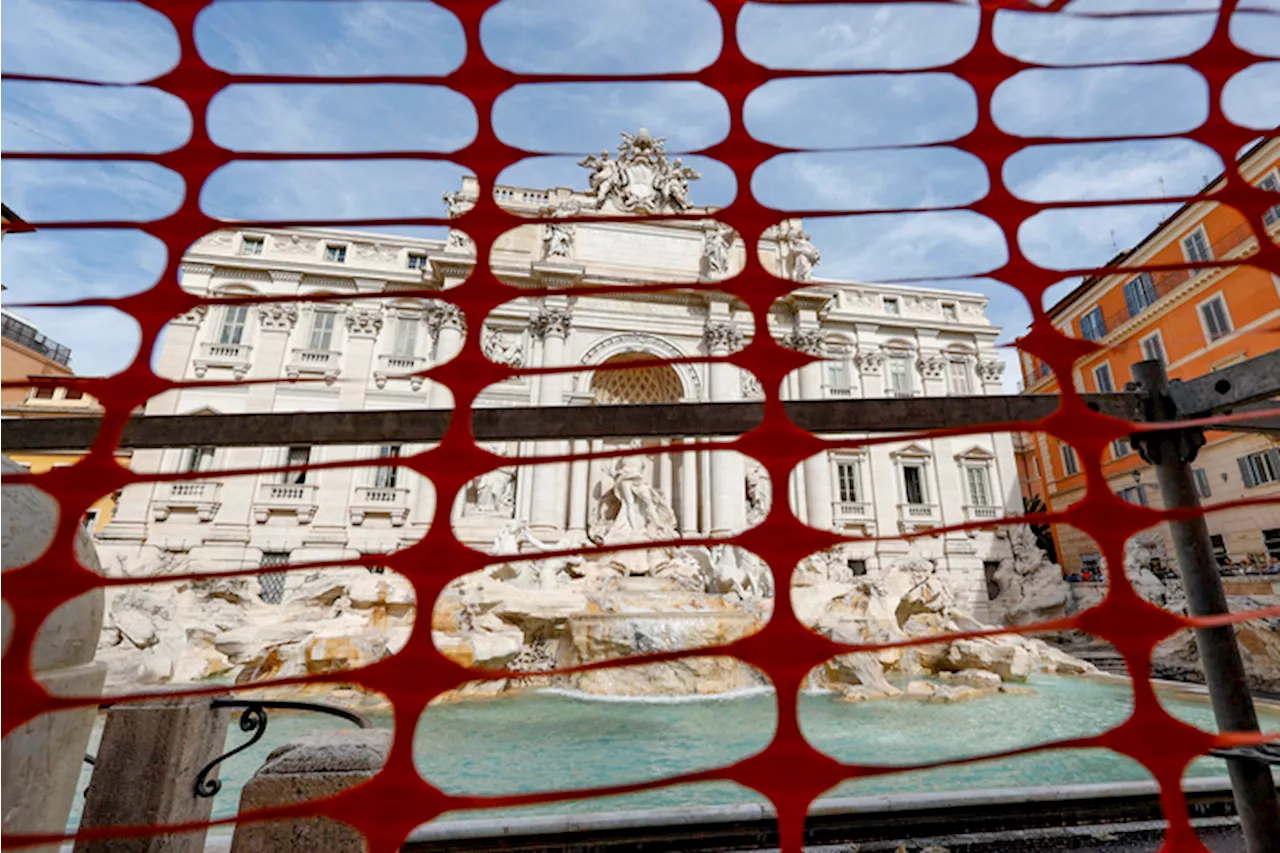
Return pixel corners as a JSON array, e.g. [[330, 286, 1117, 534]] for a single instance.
[[3, 0, 1280, 851]]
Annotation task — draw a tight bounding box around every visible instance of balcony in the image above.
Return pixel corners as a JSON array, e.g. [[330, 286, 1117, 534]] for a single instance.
[[253, 481, 318, 524], [832, 500, 872, 520], [824, 386, 854, 398], [193, 342, 252, 379], [349, 485, 411, 526], [963, 504, 1002, 524], [286, 349, 341, 384], [898, 502, 939, 530], [373, 354, 428, 391], [887, 388, 917, 399], [151, 481, 221, 522]]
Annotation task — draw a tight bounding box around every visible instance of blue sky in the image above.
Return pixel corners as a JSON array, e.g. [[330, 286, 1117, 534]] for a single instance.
[[2, 0, 1278, 387]]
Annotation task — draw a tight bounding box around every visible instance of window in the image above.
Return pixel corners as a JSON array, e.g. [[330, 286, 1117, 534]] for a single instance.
[[1093, 363, 1115, 393], [374, 445, 401, 489], [965, 465, 992, 507], [1079, 306, 1106, 341], [258, 552, 290, 604], [31, 386, 55, 400], [1238, 449, 1280, 487], [1117, 485, 1146, 506], [1210, 534, 1229, 567], [324, 244, 347, 263], [282, 446, 311, 484], [1122, 273, 1158, 318], [847, 559, 868, 577], [64, 387, 84, 400], [941, 302, 958, 321], [887, 353, 911, 394], [181, 446, 215, 473], [947, 358, 972, 395], [825, 358, 849, 391], [407, 253, 428, 270], [392, 316, 419, 358], [1194, 467, 1211, 498], [883, 297, 900, 315], [1198, 294, 1232, 343], [1139, 332, 1166, 365], [240, 236, 264, 256], [1111, 437, 1131, 458], [1264, 528, 1280, 560], [308, 310, 336, 351], [82, 509, 99, 530], [836, 459, 861, 503], [218, 304, 249, 346], [902, 464, 926, 505], [1261, 173, 1280, 226], [1061, 443, 1079, 476], [1181, 227, 1213, 263]]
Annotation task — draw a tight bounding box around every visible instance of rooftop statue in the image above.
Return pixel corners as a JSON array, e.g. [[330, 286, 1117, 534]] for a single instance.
[[578, 128, 702, 214]]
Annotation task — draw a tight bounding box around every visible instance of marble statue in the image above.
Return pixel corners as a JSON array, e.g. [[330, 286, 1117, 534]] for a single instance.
[[442, 190, 470, 219], [474, 467, 516, 515], [543, 221, 574, 259], [703, 223, 732, 277], [745, 461, 771, 525], [789, 230, 821, 282], [590, 453, 677, 546], [579, 128, 701, 214]]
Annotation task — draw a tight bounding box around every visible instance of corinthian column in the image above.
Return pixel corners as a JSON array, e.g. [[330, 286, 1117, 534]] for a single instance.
[[704, 321, 747, 536], [527, 306, 572, 537], [425, 301, 465, 409], [785, 329, 834, 531]]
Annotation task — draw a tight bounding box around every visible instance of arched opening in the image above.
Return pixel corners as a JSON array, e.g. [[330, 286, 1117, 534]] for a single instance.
[[589, 352, 683, 405]]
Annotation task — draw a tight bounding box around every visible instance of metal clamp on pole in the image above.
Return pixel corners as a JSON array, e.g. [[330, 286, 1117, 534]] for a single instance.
[[1129, 358, 1280, 853]]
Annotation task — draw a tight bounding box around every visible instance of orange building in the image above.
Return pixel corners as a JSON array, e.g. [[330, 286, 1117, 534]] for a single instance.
[[1020, 138, 1280, 574]]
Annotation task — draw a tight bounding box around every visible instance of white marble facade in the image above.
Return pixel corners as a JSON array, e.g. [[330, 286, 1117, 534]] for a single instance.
[[98, 130, 1017, 613]]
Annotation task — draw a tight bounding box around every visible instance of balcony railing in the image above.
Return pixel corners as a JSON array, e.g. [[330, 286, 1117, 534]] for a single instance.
[[193, 342, 252, 379], [824, 386, 854, 398], [373, 354, 428, 391], [350, 485, 411, 526], [964, 504, 1001, 523], [897, 502, 939, 527], [286, 349, 341, 384], [832, 500, 872, 520], [253, 481, 318, 524], [152, 481, 221, 522], [887, 388, 916, 399]]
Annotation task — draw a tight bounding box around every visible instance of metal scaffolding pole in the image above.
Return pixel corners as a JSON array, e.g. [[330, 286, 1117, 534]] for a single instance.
[[1130, 359, 1280, 853]]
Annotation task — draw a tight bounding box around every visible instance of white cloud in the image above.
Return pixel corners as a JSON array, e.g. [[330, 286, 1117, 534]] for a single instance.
[[2, 81, 191, 153], [207, 84, 476, 153], [0, 0, 177, 83], [806, 212, 1008, 282], [1018, 202, 1182, 271], [1003, 139, 1223, 202], [752, 149, 988, 211]]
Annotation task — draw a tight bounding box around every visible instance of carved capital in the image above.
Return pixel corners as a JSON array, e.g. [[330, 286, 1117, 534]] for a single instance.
[[530, 308, 572, 340], [172, 305, 208, 326], [916, 354, 946, 380], [781, 329, 823, 355], [426, 301, 465, 336], [345, 308, 383, 338], [703, 321, 743, 354], [256, 303, 298, 332], [854, 350, 885, 373], [976, 358, 1006, 383]]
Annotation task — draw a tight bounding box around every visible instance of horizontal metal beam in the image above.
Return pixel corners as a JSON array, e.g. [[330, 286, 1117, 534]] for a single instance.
[[1168, 350, 1280, 417], [0, 394, 1142, 451], [1213, 401, 1280, 436]]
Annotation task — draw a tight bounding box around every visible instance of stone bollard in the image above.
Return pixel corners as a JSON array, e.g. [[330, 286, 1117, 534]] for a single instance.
[[1, 455, 108, 853], [76, 696, 231, 853], [230, 729, 390, 853]]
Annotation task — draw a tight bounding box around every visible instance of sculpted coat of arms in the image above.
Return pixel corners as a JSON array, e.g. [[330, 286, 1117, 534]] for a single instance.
[[578, 128, 701, 214]]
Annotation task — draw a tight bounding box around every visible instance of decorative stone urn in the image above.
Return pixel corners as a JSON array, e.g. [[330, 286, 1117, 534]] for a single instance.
[[2, 455, 107, 851]]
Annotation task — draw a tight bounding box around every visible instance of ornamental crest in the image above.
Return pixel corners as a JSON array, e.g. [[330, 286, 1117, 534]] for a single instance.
[[578, 128, 701, 214]]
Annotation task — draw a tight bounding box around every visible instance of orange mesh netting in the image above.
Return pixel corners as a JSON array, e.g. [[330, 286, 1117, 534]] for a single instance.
[[3, 0, 1280, 851]]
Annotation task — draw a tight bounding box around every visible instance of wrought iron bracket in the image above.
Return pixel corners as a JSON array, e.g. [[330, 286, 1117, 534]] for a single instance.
[[193, 699, 371, 798]]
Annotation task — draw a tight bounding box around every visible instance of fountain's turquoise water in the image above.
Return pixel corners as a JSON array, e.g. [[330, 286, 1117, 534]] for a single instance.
[[67, 676, 1280, 834]]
